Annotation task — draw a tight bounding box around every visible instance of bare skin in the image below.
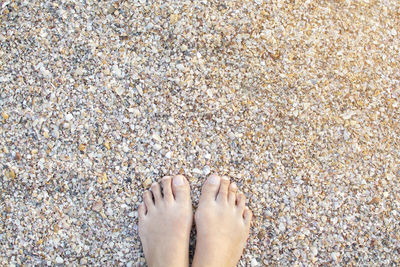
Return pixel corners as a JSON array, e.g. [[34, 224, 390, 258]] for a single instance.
[[138, 175, 192, 267], [192, 174, 252, 267], [138, 174, 252, 267]]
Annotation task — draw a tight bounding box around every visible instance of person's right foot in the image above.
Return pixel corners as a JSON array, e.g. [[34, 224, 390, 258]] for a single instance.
[[192, 174, 252, 267]]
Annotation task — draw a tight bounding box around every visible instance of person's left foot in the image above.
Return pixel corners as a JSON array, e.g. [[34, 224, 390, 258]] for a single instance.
[[138, 175, 193, 267]]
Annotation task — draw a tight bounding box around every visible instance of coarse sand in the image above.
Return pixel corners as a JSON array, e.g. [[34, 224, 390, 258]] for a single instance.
[[1, 0, 400, 266]]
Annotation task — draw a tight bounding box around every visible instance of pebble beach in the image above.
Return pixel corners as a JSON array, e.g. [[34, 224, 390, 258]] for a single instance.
[[1, 0, 400, 266]]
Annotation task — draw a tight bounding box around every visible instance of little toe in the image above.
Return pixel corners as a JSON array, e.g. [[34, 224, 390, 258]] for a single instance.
[[150, 182, 162, 205], [243, 207, 253, 226], [228, 182, 238, 205], [171, 175, 191, 202], [138, 203, 147, 219], [216, 176, 230, 203], [143, 190, 155, 211], [200, 174, 221, 202], [161, 176, 174, 201]]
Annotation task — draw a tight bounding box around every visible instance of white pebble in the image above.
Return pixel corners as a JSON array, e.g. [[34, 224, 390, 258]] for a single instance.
[[56, 256, 64, 264], [192, 168, 202, 174], [176, 63, 185, 71], [75, 67, 84, 76], [152, 133, 162, 142], [343, 129, 351, 140], [65, 113, 74, 121], [122, 145, 129, 153], [203, 165, 211, 175], [331, 251, 339, 261], [115, 86, 125, 96], [311, 246, 318, 256], [128, 108, 141, 116], [39, 65, 52, 78], [106, 207, 113, 216], [136, 86, 143, 95], [251, 258, 259, 266], [279, 222, 286, 232], [153, 144, 162, 150], [112, 65, 123, 77], [131, 72, 139, 80], [52, 128, 60, 138], [146, 22, 154, 30], [341, 110, 356, 120]]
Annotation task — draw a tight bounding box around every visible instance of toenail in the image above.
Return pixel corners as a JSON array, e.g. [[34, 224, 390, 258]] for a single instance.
[[230, 183, 237, 189], [173, 175, 184, 186], [222, 176, 229, 181], [208, 174, 220, 185]]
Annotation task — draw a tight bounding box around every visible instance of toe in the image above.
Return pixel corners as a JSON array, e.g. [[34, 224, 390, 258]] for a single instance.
[[151, 182, 162, 205], [138, 203, 147, 219], [161, 176, 174, 201], [200, 174, 221, 202], [236, 191, 246, 213], [243, 207, 252, 226], [143, 190, 154, 211], [216, 176, 230, 203], [228, 182, 238, 205], [171, 175, 190, 202]]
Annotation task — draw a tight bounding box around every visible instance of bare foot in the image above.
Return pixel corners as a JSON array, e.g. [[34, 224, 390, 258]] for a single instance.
[[192, 174, 252, 267], [138, 175, 193, 267]]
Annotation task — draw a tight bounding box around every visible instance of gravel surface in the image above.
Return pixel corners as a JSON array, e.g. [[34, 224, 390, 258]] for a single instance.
[[1, 0, 400, 266]]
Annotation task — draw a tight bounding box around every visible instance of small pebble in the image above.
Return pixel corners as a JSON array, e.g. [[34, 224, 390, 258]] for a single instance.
[[65, 113, 74, 121], [251, 258, 259, 267], [106, 207, 113, 217], [153, 144, 162, 151], [152, 133, 162, 142], [55, 256, 64, 264], [112, 65, 123, 78], [1, 112, 9, 120], [192, 168, 202, 174], [311, 247, 318, 256], [78, 144, 86, 151], [75, 67, 85, 76], [115, 86, 125, 96], [278, 222, 286, 232], [203, 166, 211, 175], [143, 178, 152, 188], [92, 200, 103, 212], [331, 252, 339, 262]]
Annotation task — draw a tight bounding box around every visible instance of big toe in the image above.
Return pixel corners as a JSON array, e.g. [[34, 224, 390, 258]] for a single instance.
[[171, 175, 191, 202], [200, 174, 221, 202]]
